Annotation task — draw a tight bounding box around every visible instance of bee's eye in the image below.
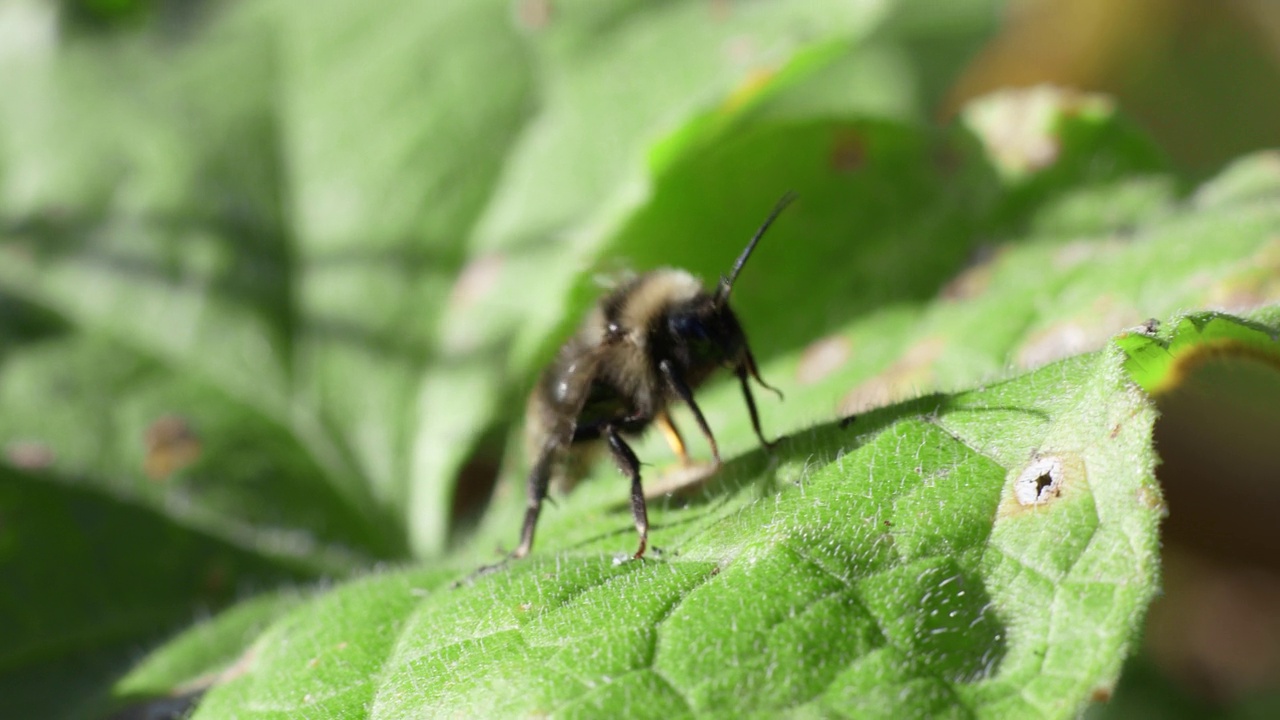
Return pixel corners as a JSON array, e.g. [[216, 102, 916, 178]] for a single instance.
[[670, 314, 709, 340]]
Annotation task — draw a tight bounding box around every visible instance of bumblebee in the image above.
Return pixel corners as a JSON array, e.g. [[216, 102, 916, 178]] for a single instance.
[[513, 193, 796, 560]]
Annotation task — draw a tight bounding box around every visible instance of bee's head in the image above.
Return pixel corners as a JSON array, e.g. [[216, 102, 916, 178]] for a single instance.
[[666, 296, 747, 370]]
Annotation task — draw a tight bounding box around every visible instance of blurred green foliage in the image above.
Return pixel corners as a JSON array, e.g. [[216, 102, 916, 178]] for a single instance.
[[2, 0, 1280, 717]]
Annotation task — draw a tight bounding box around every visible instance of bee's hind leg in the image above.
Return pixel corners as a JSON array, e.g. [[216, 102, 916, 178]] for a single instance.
[[513, 441, 559, 559], [603, 425, 648, 559], [454, 449, 554, 586]]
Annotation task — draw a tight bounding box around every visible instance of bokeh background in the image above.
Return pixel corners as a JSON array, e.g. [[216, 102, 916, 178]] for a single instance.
[[2, 0, 1280, 717]]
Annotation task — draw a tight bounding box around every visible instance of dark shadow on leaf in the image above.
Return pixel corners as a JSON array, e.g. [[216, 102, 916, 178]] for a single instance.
[[5, 207, 460, 369], [656, 393, 955, 510], [638, 392, 1048, 512], [105, 690, 202, 720], [0, 293, 71, 364], [0, 465, 321, 718]]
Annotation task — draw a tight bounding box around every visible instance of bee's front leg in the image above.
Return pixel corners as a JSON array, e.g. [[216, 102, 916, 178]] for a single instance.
[[736, 366, 776, 451], [659, 359, 721, 466]]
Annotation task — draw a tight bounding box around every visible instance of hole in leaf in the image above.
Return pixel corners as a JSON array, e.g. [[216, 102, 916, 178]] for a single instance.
[[1014, 456, 1064, 505]]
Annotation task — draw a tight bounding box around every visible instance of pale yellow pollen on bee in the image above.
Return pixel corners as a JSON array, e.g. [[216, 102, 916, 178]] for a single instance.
[[654, 411, 689, 464]]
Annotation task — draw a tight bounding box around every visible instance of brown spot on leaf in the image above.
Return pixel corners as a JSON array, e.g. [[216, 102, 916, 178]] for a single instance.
[[1137, 484, 1167, 517], [1053, 239, 1106, 269], [5, 441, 54, 469], [796, 334, 852, 385], [830, 130, 866, 173], [940, 245, 1004, 301], [1090, 686, 1113, 703], [172, 645, 258, 695], [931, 140, 965, 176], [2, 242, 35, 263], [514, 0, 552, 30], [1015, 296, 1142, 369], [1202, 236, 1280, 313], [144, 415, 201, 481], [839, 337, 944, 415], [201, 558, 230, 597], [448, 253, 505, 312]]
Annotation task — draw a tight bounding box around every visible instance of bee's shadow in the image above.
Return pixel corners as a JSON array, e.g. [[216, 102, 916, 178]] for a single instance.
[[570, 392, 1047, 557], [643, 392, 1050, 512]]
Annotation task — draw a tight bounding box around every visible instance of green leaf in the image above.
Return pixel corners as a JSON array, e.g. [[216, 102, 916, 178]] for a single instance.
[[469, 0, 889, 252], [161, 134, 1280, 717], [275, 0, 537, 539], [174, 137, 1280, 714], [0, 467, 317, 720], [180, 342, 1162, 718], [0, 13, 408, 555], [112, 590, 306, 705], [162, 302, 1280, 718], [550, 118, 995, 364], [187, 565, 459, 719], [0, 325, 392, 567], [105, 110, 1280, 717]]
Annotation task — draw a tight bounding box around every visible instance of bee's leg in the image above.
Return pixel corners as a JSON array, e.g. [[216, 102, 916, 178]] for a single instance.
[[603, 424, 648, 559], [513, 442, 559, 559], [654, 409, 690, 465], [736, 366, 776, 451], [744, 346, 783, 400], [659, 359, 721, 466]]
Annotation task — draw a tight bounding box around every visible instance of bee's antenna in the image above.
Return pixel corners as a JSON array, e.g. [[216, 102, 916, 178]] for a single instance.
[[716, 191, 798, 305]]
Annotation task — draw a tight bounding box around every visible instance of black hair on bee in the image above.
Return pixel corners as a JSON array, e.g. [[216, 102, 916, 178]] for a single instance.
[[511, 192, 797, 560]]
